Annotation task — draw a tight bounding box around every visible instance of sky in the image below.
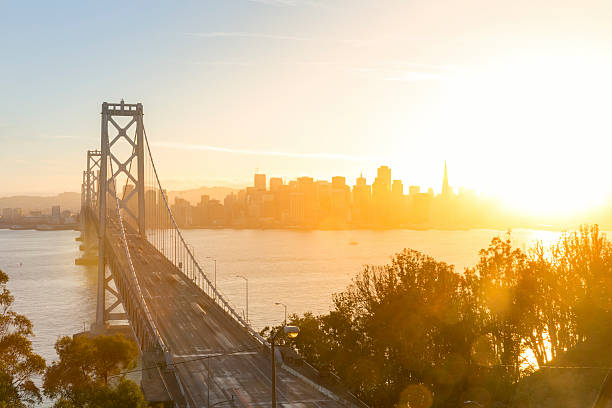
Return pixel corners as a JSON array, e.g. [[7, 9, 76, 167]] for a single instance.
[[1, 0, 612, 216]]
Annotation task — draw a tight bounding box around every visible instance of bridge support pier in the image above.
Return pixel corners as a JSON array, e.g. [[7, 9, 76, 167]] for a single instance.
[[141, 351, 174, 406]]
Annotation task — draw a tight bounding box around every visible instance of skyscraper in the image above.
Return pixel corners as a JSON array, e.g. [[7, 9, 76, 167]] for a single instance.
[[331, 176, 346, 189], [269, 177, 283, 192], [353, 174, 371, 224], [356, 173, 367, 188], [376, 166, 392, 191], [441, 161, 451, 197], [254, 173, 266, 191]]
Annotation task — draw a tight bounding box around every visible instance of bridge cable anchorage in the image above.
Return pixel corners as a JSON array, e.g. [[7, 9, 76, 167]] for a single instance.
[[142, 126, 270, 347]]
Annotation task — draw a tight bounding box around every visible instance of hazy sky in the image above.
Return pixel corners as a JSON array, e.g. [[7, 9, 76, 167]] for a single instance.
[[2, 0, 612, 215]]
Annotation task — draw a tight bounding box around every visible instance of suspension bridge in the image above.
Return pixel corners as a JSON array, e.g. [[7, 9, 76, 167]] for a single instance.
[[77, 101, 363, 408]]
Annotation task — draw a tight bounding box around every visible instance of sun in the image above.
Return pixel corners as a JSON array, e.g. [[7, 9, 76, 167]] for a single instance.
[[431, 51, 612, 217]]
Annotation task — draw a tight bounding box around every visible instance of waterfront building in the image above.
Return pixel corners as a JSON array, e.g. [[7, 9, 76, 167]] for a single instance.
[[297, 177, 316, 225], [289, 192, 305, 224], [331, 176, 350, 225], [372, 166, 392, 224], [353, 174, 372, 225], [254, 173, 266, 191], [377, 166, 392, 191], [269, 177, 283, 192], [51, 205, 61, 224], [172, 197, 192, 227]]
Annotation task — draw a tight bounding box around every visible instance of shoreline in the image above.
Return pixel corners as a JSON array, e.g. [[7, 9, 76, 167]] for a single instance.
[[0, 224, 599, 233], [168, 224, 585, 233], [0, 224, 79, 231]]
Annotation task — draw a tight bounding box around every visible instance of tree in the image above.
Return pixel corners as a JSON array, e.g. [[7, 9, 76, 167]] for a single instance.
[[285, 249, 476, 407], [92, 334, 139, 386], [0, 269, 46, 407], [277, 227, 612, 407], [43, 333, 142, 408], [88, 378, 148, 408], [463, 234, 533, 402]]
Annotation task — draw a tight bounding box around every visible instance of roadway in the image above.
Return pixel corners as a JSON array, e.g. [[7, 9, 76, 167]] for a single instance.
[[106, 221, 344, 407]]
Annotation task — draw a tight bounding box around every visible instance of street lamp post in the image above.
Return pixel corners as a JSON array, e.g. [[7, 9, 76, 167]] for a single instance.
[[186, 244, 195, 281], [236, 275, 248, 324], [206, 257, 217, 298], [271, 325, 299, 408], [274, 302, 287, 326]]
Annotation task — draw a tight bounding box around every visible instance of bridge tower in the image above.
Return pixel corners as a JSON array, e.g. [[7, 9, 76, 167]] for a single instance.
[[86, 150, 101, 211], [81, 150, 101, 242], [78, 150, 102, 258], [96, 101, 146, 328]]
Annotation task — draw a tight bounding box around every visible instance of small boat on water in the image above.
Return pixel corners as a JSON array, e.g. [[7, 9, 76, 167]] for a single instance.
[[9, 225, 33, 230]]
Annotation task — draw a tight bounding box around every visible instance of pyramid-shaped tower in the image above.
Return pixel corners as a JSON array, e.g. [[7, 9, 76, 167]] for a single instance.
[[442, 161, 451, 197]]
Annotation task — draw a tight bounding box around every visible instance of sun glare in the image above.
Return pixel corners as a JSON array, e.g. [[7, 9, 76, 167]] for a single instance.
[[435, 52, 612, 216]]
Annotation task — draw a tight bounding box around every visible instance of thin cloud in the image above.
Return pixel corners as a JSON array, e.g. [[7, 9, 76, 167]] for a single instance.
[[190, 60, 343, 67], [385, 71, 448, 82], [382, 61, 473, 73], [187, 32, 312, 41], [39, 134, 78, 140], [245, 0, 332, 8], [192, 60, 256, 67], [186, 32, 370, 47], [151, 141, 380, 162], [352, 67, 454, 82], [188, 60, 453, 83]]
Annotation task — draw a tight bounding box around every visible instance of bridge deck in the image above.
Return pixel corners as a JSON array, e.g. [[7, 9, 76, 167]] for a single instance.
[[106, 221, 342, 407]]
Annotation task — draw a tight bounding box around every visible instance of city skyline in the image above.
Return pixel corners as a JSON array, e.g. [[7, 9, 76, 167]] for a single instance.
[[3, 1, 612, 219], [164, 162, 535, 231], [5, 153, 612, 231], [4, 2, 612, 407]]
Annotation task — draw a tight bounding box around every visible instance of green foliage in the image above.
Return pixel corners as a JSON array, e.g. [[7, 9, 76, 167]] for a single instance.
[[49, 378, 147, 408], [0, 269, 46, 407], [285, 225, 612, 407], [94, 377, 148, 408], [43, 333, 141, 408]]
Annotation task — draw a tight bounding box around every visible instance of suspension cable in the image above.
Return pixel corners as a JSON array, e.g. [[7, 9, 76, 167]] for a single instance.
[[142, 127, 269, 347]]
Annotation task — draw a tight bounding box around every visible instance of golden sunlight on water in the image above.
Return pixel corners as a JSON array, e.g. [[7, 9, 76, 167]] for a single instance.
[[182, 228, 572, 330]]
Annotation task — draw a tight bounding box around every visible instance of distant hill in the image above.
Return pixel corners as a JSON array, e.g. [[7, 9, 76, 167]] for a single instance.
[[0, 186, 241, 214], [167, 186, 239, 205], [0, 192, 81, 213]]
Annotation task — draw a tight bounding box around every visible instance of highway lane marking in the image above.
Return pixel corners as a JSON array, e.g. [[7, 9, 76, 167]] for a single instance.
[[193, 302, 207, 315], [243, 354, 294, 405], [238, 401, 333, 407], [172, 351, 258, 359], [233, 386, 252, 408]]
